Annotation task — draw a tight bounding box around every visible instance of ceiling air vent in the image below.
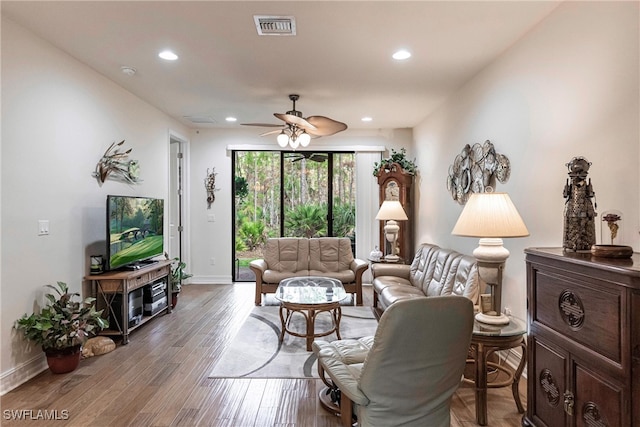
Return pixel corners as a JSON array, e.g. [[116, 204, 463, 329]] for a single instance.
[[254, 15, 296, 36]]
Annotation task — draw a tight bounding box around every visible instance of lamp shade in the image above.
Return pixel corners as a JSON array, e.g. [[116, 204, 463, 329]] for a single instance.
[[375, 200, 408, 221], [451, 192, 529, 238]]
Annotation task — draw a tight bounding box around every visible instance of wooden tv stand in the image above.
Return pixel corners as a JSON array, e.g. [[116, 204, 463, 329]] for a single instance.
[[85, 260, 172, 344]]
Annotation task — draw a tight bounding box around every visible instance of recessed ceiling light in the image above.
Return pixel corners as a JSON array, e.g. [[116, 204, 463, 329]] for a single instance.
[[392, 49, 411, 60], [158, 50, 178, 61], [361, 117, 373, 122], [225, 117, 237, 122]]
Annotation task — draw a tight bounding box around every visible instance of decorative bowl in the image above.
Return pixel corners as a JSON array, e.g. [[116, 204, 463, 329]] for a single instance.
[[590, 244, 633, 259]]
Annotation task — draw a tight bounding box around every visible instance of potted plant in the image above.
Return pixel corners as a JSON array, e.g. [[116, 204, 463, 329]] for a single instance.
[[15, 282, 109, 374], [372, 147, 418, 177], [169, 257, 192, 308]]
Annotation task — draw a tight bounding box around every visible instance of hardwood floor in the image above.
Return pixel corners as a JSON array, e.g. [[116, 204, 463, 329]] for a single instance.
[[1, 283, 526, 426]]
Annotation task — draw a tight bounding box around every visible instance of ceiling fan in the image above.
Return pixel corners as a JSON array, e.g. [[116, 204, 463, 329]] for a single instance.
[[285, 152, 329, 163], [242, 94, 347, 149]]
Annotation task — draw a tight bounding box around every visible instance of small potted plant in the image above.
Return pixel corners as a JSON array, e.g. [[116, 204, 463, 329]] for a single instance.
[[15, 282, 109, 374], [372, 147, 418, 177], [169, 257, 192, 308]]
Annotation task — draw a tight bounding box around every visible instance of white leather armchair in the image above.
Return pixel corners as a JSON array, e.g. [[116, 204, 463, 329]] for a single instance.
[[313, 296, 474, 427]]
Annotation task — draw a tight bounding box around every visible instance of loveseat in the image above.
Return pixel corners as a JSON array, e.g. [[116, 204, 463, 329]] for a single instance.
[[371, 243, 482, 316], [250, 237, 368, 306]]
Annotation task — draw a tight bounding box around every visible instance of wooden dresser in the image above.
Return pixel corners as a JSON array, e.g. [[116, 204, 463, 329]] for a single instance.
[[523, 247, 639, 427]]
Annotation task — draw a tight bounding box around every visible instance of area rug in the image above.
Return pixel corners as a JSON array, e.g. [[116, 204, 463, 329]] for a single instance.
[[209, 306, 378, 379]]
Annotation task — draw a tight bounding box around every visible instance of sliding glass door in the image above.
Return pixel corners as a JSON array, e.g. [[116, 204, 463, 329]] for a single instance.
[[233, 150, 355, 281]]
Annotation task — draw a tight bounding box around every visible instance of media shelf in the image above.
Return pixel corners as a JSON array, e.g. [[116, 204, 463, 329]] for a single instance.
[[85, 259, 172, 344]]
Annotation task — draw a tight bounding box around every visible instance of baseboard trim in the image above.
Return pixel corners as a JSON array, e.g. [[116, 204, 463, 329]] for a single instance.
[[0, 353, 47, 396], [190, 275, 233, 285]]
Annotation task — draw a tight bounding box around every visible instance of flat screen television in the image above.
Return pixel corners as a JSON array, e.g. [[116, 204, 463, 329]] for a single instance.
[[107, 195, 164, 271]]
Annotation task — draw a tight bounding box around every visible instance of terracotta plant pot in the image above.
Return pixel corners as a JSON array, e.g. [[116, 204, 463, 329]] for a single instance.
[[44, 345, 82, 374], [172, 292, 179, 309]]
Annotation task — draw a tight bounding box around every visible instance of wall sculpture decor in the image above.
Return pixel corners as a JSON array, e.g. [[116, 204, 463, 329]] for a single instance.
[[93, 140, 141, 186], [562, 156, 596, 252], [446, 140, 510, 204], [205, 167, 219, 209]]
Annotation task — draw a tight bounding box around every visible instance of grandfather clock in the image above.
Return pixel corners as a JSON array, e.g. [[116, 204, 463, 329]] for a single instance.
[[377, 162, 414, 262]]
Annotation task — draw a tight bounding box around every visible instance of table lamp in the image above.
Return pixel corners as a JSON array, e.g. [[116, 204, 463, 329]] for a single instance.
[[451, 192, 529, 324], [375, 200, 408, 262]]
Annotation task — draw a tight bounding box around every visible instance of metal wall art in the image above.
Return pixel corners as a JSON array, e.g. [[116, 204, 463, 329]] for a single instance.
[[93, 140, 141, 186], [446, 140, 511, 204], [205, 167, 219, 209], [562, 156, 596, 252]]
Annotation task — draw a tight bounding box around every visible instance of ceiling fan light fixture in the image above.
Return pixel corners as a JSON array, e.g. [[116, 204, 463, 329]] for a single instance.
[[242, 94, 347, 149], [298, 131, 311, 147], [277, 131, 289, 148]]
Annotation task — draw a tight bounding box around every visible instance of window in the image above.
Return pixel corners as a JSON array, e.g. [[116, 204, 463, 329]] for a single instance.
[[233, 150, 355, 281]]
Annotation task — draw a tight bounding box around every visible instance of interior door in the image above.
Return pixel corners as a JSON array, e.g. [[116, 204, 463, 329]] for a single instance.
[[169, 138, 184, 261]]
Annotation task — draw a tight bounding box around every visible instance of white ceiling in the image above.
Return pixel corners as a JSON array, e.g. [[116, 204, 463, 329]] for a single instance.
[[2, 1, 561, 132]]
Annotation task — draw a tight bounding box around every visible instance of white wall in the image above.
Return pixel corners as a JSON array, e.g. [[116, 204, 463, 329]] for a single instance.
[[413, 1, 639, 321], [0, 18, 189, 393], [187, 128, 413, 284]]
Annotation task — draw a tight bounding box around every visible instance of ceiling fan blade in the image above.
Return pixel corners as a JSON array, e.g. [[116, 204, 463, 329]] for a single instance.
[[259, 129, 284, 137], [305, 116, 348, 137], [274, 113, 318, 132], [309, 153, 328, 162], [240, 123, 284, 127]]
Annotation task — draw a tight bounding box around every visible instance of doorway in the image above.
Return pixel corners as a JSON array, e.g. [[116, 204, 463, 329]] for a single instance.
[[169, 133, 189, 268]]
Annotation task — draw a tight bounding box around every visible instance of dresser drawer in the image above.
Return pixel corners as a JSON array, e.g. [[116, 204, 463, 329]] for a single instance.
[[128, 273, 150, 290], [533, 270, 621, 363], [149, 265, 170, 282]]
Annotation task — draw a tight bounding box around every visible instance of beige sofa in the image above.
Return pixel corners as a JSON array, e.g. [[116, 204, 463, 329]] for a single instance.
[[372, 243, 482, 316], [250, 237, 369, 306]]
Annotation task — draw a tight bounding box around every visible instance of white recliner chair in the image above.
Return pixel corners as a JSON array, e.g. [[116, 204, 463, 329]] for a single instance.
[[313, 296, 474, 427]]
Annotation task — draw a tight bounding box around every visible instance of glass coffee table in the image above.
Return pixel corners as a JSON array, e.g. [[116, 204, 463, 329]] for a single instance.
[[275, 276, 347, 351]]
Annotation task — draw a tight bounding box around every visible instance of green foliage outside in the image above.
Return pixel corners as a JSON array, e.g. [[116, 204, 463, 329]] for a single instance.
[[239, 221, 266, 250], [235, 176, 249, 201], [333, 202, 356, 238], [285, 204, 327, 238]]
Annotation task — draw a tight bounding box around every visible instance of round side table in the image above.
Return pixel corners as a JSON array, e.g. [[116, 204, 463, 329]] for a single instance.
[[464, 317, 527, 426]]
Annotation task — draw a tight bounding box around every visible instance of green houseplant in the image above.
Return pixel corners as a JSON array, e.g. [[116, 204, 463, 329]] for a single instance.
[[15, 281, 108, 374], [169, 257, 192, 308], [372, 147, 418, 176]]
